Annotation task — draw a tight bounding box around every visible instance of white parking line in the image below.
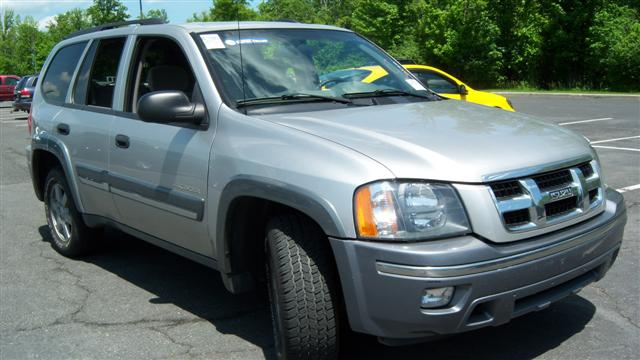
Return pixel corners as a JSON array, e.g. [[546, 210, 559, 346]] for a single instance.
[[15, 124, 27, 127], [592, 145, 640, 152], [617, 184, 640, 193], [559, 117, 613, 126], [590, 135, 640, 144], [1, 120, 26, 124]]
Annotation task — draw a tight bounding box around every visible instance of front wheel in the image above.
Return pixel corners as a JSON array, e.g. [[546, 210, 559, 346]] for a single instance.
[[265, 214, 340, 360]]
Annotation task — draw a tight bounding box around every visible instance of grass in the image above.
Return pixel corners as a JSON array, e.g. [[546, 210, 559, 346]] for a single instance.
[[481, 85, 640, 95]]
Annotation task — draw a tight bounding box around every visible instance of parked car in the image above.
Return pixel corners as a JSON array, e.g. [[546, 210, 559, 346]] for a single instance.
[[0, 75, 20, 101], [404, 64, 515, 111], [320, 64, 515, 111], [13, 74, 38, 112], [28, 20, 626, 360]]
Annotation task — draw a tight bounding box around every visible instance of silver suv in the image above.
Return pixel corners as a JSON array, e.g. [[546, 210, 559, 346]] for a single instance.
[[27, 20, 627, 359]]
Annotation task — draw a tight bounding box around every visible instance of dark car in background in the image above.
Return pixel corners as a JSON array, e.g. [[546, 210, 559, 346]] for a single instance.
[[13, 75, 38, 113], [0, 75, 20, 101]]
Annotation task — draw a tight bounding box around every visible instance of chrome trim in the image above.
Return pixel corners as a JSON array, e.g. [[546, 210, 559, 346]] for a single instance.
[[376, 214, 620, 278], [489, 159, 604, 232], [482, 154, 592, 182]]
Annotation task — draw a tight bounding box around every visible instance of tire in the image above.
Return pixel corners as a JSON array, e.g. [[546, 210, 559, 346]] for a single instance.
[[265, 214, 340, 360], [44, 167, 97, 257]]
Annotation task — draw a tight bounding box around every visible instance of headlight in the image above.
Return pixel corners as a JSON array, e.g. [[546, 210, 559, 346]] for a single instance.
[[354, 181, 470, 240]]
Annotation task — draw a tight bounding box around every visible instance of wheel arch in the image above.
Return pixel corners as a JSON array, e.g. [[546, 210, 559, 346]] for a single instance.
[[216, 176, 346, 294], [31, 135, 84, 213]]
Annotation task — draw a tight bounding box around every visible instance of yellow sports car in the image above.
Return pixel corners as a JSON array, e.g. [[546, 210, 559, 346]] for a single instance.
[[323, 64, 514, 111]]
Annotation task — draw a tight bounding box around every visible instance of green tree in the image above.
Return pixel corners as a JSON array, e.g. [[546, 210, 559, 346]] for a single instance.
[[87, 0, 129, 26], [418, 0, 502, 87], [349, 0, 424, 61], [258, 0, 317, 22], [47, 8, 92, 43], [586, 3, 640, 90], [189, 0, 257, 22], [13, 16, 48, 75], [145, 9, 169, 22], [491, 0, 547, 86], [1, 9, 19, 74]]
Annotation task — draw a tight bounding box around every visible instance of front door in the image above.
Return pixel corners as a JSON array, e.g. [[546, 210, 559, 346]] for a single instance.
[[108, 36, 214, 256]]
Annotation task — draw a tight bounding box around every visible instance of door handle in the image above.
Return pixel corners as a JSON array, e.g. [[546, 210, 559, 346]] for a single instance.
[[56, 123, 70, 135], [115, 134, 130, 149]]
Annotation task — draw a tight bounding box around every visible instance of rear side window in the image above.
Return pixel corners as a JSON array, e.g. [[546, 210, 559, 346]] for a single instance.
[[41, 42, 87, 103], [27, 76, 38, 87], [84, 37, 126, 108]]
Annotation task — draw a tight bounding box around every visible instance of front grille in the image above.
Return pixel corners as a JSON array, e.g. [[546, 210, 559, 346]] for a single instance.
[[532, 170, 572, 191], [545, 196, 577, 217], [488, 160, 603, 232], [579, 163, 594, 178], [503, 209, 530, 226], [490, 181, 523, 199]]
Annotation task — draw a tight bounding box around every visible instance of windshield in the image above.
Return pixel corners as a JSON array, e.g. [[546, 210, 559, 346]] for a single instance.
[[198, 29, 431, 106]]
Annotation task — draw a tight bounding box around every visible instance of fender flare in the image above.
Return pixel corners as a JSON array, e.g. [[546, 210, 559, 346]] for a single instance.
[[216, 176, 347, 289], [31, 134, 85, 213]]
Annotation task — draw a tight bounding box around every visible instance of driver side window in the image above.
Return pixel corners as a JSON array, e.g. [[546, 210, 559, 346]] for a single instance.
[[126, 37, 198, 113], [411, 70, 459, 94]]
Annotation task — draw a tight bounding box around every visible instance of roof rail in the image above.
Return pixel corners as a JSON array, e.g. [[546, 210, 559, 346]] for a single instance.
[[64, 18, 166, 40]]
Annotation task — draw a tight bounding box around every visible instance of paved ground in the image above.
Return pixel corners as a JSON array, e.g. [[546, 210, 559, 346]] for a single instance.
[[1, 95, 639, 359]]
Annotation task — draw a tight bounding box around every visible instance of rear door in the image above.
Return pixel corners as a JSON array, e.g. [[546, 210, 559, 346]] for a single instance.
[[108, 35, 214, 256], [61, 37, 128, 218], [1, 76, 19, 99]]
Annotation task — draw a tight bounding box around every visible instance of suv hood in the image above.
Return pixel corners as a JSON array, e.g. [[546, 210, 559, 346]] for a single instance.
[[257, 100, 593, 183]]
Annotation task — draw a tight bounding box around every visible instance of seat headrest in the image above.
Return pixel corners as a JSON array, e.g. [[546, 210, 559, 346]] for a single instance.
[[147, 65, 190, 92]]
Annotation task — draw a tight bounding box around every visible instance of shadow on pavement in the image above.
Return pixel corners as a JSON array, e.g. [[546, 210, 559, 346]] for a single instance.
[[39, 225, 595, 360]]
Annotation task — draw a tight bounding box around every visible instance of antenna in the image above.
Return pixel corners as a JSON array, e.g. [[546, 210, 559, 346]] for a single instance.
[[237, 8, 247, 110], [139, 0, 143, 19]]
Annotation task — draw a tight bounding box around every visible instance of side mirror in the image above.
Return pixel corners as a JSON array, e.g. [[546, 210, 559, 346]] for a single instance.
[[137, 91, 205, 125], [458, 84, 469, 95]]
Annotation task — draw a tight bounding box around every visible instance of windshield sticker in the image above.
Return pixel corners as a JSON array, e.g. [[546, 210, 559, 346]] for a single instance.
[[224, 39, 269, 46], [406, 78, 427, 91], [202, 34, 225, 49]]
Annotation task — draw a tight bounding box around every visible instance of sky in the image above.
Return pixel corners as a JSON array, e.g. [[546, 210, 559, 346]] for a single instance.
[[1, 0, 262, 30]]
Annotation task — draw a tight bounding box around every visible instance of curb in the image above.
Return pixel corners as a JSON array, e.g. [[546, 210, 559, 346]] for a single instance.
[[492, 91, 640, 98]]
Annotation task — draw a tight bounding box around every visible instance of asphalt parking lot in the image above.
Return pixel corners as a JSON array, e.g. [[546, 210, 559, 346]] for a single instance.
[[1, 95, 639, 359]]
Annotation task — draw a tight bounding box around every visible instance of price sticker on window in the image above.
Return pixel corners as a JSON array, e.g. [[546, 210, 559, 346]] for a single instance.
[[406, 78, 427, 91], [201, 34, 226, 49]]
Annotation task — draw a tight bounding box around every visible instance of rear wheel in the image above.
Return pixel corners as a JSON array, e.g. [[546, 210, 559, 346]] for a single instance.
[[44, 168, 97, 257], [265, 214, 340, 360]]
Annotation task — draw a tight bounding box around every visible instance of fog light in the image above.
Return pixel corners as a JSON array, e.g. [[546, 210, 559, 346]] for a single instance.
[[421, 287, 454, 308]]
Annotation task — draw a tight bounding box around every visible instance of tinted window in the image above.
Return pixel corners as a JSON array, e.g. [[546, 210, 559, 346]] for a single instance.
[[5, 77, 18, 86], [85, 37, 126, 108], [126, 37, 196, 112], [411, 70, 459, 94], [73, 41, 99, 105], [42, 42, 87, 103], [15, 77, 27, 90]]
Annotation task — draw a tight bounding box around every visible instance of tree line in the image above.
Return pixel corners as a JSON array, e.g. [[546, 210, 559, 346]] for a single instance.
[[2, 0, 638, 91]]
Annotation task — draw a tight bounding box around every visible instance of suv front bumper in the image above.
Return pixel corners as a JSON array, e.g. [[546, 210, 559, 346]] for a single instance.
[[329, 187, 626, 341]]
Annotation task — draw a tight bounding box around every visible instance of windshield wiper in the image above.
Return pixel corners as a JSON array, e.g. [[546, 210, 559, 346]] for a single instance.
[[236, 93, 352, 107], [342, 89, 435, 100]]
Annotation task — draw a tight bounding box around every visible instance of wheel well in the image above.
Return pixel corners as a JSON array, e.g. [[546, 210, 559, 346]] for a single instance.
[[223, 196, 327, 293], [32, 150, 62, 201]]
